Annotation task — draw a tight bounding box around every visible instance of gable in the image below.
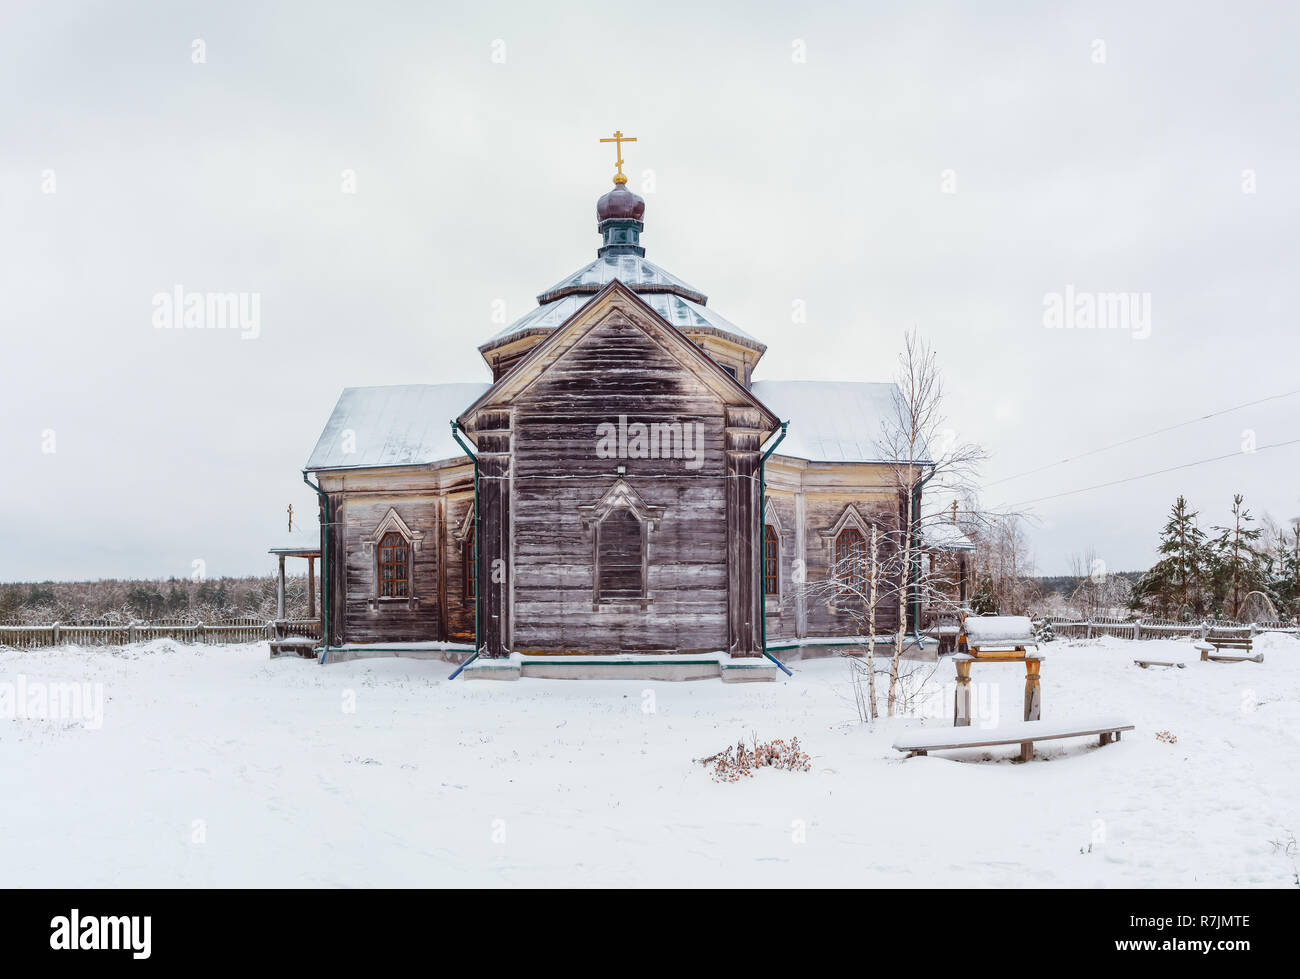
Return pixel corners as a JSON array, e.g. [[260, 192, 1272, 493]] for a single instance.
[[458, 280, 779, 438]]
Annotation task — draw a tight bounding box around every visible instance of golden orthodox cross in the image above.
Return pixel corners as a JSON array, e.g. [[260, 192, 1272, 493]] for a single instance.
[[599, 130, 637, 184]]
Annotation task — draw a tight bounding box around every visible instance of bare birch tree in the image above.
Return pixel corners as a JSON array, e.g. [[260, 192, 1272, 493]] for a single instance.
[[879, 329, 986, 715]]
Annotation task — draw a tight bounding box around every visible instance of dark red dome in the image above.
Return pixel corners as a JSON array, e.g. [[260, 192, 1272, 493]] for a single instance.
[[596, 183, 645, 223]]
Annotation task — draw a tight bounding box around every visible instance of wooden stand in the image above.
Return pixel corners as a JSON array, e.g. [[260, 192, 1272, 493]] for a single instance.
[[951, 650, 1045, 734]]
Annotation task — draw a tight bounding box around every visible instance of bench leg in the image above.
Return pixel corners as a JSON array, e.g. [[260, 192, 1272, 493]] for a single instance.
[[1099, 732, 1111, 746], [1024, 659, 1042, 722], [1201, 649, 1209, 662], [954, 661, 972, 728], [1019, 741, 1033, 762]]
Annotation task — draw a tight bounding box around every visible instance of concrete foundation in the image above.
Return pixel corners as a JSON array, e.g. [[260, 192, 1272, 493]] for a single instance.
[[462, 653, 779, 682]]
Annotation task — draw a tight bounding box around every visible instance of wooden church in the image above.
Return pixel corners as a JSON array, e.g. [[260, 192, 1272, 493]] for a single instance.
[[302, 135, 930, 680]]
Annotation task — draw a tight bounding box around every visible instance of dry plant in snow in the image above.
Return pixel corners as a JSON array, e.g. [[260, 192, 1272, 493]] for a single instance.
[[696, 735, 812, 783]]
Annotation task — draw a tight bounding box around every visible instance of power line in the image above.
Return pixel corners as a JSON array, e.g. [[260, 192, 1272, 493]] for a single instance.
[[985, 387, 1300, 488], [999, 437, 1300, 510]]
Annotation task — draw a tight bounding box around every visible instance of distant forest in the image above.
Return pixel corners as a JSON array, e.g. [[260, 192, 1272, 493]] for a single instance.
[[1033, 571, 1145, 598], [0, 575, 313, 624], [0, 570, 1136, 625]]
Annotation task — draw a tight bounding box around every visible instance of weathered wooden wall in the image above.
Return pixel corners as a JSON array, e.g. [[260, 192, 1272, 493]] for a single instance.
[[317, 464, 474, 646], [762, 460, 907, 642], [502, 311, 734, 655], [443, 490, 476, 643]]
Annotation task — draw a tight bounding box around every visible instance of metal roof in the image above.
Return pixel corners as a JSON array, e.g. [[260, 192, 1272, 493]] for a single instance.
[[751, 380, 932, 465], [536, 254, 707, 304], [482, 288, 762, 349], [921, 521, 977, 551], [305, 383, 490, 471], [307, 379, 929, 473]]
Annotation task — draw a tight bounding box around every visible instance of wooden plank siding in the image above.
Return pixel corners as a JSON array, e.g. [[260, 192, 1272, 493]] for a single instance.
[[309, 281, 919, 658], [316, 463, 475, 646], [503, 312, 734, 655], [761, 457, 907, 642], [340, 494, 441, 642]]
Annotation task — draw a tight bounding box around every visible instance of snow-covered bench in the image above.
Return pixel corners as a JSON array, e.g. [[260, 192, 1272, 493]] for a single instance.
[[1197, 639, 1262, 663], [893, 716, 1134, 762], [1134, 658, 1186, 669], [269, 635, 318, 659]]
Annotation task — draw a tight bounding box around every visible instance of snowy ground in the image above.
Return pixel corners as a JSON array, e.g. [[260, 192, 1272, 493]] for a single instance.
[[2, 634, 1297, 887]]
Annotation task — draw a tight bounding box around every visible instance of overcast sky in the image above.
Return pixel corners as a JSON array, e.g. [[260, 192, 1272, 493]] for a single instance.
[[2, 0, 1297, 582]]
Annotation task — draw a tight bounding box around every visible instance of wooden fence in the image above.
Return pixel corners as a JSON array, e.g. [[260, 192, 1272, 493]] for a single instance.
[[1040, 615, 1298, 642], [0, 617, 320, 650]]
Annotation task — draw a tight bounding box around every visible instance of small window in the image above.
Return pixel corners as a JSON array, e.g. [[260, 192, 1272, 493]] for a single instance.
[[835, 528, 867, 598], [719, 363, 738, 380], [763, 525, 779, 595], [378, 531, 410, 598], [598, 509, 644, 601], [463, 523, 476, 605]]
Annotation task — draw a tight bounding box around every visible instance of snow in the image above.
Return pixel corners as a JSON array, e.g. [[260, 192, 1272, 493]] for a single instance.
[[2, 633, 1298, 886], [536, 254, 706, 305], [921, 520, 977, 551], [751, 380, 928, 464], [332, 641, 472, 652], [482, 287, 761, 348], [964, 615, 1035, 641], [893, 716, 1134, 752], [305, 383, 490, 471]]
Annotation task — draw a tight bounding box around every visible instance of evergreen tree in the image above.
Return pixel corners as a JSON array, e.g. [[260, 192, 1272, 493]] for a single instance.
[[1209, 494, 1273, 620], [969, 573, 998, 615], [1131, 495, 1212, 617], [1275, 520, 1300, 618]]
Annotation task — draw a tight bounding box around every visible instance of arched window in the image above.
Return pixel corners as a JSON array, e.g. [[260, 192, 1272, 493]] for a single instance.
[[835, 527, 867, 598], [579, 478, 663, 608], [463, 522, 476, 605], [763, 525, 779, 596], [378, 531, 410, 598], [598, 508, 644, 601]]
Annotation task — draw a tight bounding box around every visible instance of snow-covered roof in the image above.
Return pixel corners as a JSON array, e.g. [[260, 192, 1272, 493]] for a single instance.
[[751, 380, 931, 465], [305, 383, 490, 471], [536, 254, 706, 304], [306, 378, 931, 472], [483, 288, 761, 349], [921, 521, 977, 551], [269, 527, 321, 554]]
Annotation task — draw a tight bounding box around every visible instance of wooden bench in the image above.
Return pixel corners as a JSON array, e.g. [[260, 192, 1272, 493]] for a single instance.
[[1197, 639, 1262, 664], [1134, 659, 1186, 669], [269, 635, 319, 659], [893, 717, 1134, 762]]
